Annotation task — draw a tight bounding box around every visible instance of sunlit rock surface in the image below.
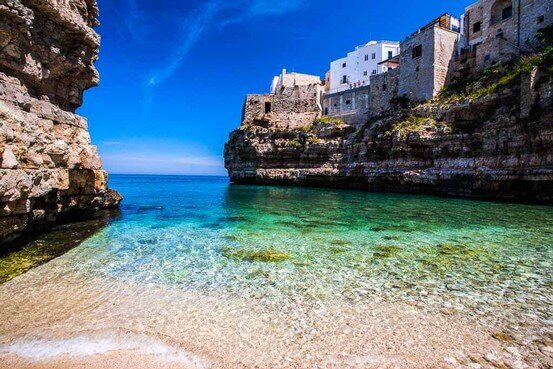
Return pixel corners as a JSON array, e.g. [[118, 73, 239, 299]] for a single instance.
[[225, 67, 553, 204], [0, 0, 121, 244]]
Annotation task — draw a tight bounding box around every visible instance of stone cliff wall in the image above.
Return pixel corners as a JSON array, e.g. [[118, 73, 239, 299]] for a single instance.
[[225, 64, 553, 204], [0, 0, 121, 244]]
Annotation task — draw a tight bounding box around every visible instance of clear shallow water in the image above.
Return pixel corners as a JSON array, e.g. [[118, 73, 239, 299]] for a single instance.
[[76, 176, 553, 313], [33, 175, 544, 332], [0, 175, 553, 366]]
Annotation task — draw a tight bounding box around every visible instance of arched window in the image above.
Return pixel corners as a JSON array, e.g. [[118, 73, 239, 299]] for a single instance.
[[490, 0, 513, 25]]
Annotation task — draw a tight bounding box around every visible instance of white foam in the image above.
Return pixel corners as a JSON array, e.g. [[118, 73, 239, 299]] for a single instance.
[[0, 333, 208, 368]]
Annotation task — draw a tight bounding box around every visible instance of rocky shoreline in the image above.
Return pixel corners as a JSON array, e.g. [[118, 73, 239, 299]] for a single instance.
[[0, 0, 121, 245], [225, 62, 553, 204]]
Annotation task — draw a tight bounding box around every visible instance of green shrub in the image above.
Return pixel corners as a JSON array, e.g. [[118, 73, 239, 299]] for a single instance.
[[314, 116, 345, 126], [439, 47, 552, 103], [389, 115, 452, 137], [287, 139, 302, 148]]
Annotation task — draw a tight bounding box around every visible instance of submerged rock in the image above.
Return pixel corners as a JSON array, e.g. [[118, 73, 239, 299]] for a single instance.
[[0, 0, 121, 245], [221, 246, 291, 262]]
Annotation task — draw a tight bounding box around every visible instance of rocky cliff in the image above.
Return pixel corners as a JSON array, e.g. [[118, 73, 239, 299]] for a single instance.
[[0, 0, 121, 244], [225, 59, 553, 204]]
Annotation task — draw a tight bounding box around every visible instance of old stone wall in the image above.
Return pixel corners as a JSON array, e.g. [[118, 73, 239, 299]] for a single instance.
[[369, 67, 399, 117], [242, 83, 323, 129], [272, 71, 322, 95], [322, 86, 370, 127], [464, 0, 552, 70], [0, 0, 121, 245], [519, 0, 552, 49], [433, 28, 459, 95], [399, 27, 458, 102]]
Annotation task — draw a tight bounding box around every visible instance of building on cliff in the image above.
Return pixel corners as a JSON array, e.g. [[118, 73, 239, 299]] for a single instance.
[[270, 69, 322, 95], [457, 0, 552, 76], [397, 14, 461, 102], [0, 0, 121, 245], [243, 69, 324, 130], [225, 0, 552, 203], [364, 14, 461, 116], [327, 41, 400, 94], [322, 41, 400, 126], [236, 0, 552, 130]]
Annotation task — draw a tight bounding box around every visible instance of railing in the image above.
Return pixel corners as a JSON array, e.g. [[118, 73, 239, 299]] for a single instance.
[[327, 81, 370, 94]]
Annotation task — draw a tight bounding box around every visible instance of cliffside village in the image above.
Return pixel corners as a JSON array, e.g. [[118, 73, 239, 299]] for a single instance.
[[242, 0, 551, 129]]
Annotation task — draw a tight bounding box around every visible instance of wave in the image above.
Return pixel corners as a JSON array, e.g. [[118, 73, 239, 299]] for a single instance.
[[0, 332, 208, 368]]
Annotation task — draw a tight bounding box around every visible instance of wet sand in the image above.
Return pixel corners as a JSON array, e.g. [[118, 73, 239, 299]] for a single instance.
[[0, 352, 198, 369], [1, 266, 546, 369]]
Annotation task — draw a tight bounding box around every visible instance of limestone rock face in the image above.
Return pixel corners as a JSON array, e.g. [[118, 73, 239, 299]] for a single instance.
[[0, 0, 121, 244], [225, 69, 553, 204]]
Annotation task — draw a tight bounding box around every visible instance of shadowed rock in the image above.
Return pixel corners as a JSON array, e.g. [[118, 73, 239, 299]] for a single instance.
[[0, 0, 121, 245]]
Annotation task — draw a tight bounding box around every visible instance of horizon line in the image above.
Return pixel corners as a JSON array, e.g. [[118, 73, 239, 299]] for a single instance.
[[109, 173, 229, 177]]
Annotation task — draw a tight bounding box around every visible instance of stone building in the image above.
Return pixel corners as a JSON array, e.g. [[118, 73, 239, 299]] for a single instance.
[[321, 40, 400, 127], [398, 14, 461, 102], [459, 0, 552, 71], [321, 86, 371, 127], [270, 69, 323, 95], [369, 67, 400, 117], [243, 70, 324, 129]]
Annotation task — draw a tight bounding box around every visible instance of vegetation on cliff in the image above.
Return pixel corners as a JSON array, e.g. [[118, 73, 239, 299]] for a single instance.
[[440, 26, 553, 103], [387, 116, 453, 138]]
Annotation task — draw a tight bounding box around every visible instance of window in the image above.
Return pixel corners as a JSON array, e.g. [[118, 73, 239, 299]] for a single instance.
[[365, 54, 369, 61], [363, 71, 368, 76], [388, 51, 393, 59], [372, 69, 377, 75], [473, 21, 481, 33], [537, 15, 545, 24], [342, 62, 346, 68], [342, 75, 347, 84], [264, 102, 271, 114], [372, 53, 376, 59], [324, 107, 329, 115], [346, 100, 351, 105], [502, 5, 512, 20], [491, 0, 512, 24], [412, 45, 422, 58]]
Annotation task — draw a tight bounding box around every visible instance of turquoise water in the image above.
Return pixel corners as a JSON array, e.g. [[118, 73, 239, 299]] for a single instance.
[[65, 175, 552, 324], [0, 174, 552, 367]]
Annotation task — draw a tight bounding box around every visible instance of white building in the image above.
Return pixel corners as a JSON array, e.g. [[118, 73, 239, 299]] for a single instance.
[[328, 40, 400, 93]]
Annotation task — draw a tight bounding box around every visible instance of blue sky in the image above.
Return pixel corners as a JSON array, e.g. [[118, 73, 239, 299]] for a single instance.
[[81, 0, 473, 176]]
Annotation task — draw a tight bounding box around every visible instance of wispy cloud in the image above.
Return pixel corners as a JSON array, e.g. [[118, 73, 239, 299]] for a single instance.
[[247, 0, 304, 16], [99, 138, 225, 175], [140, 0, 306, 111], [102, 153, 224, 175], [147, 1, 221, 87], [102, 140, 138, 147], [123, 0, 142, 39]]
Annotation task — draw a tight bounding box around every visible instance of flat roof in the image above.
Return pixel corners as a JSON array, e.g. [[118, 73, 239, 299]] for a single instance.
[[378, 55, 400, 65]]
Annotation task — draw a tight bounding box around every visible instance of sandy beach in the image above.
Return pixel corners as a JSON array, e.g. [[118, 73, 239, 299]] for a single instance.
[[0, 268, 546, 369], [0, 352, 199, 369]]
